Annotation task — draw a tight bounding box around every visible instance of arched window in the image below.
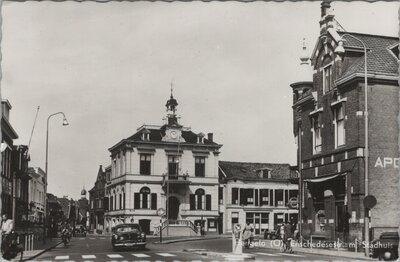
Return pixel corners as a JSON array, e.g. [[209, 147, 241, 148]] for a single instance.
[[190, 188, 211, 211], [195, 189, 205, 210], [134, 187, 157, 210]]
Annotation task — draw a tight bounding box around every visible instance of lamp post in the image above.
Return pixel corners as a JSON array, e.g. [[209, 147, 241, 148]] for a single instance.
[[335, 34, 369, 256], [43, 112, 69, 243]]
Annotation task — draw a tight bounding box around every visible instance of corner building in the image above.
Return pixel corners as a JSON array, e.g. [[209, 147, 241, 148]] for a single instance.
[[104, 92, 222, 235], [290, 2, 399, 242]]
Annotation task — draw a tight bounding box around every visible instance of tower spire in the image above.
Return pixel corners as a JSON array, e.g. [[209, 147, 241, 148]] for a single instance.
[[165, 83, 179, 125]]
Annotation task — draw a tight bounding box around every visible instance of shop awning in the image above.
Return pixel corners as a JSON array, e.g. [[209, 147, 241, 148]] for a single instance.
[[304, 171, 347, 183]]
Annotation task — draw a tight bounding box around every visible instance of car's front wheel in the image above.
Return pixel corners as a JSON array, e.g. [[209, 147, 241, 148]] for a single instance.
[[379, 250, 395, 261]]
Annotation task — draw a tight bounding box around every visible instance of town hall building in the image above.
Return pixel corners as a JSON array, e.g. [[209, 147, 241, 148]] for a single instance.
[[104, 91, 222, 235]]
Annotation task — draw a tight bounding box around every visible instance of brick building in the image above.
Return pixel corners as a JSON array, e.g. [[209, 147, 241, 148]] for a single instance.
[[219, 161, 298, 235], [104, 91, 222, 235], [290, 2, 399, 241], [89, 165, 107, 232]]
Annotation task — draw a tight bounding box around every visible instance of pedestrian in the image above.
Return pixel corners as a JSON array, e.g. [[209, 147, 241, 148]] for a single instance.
[[283, 221, 293, 253], [1, 214, 15, 257], [242, 222, 253, 248]]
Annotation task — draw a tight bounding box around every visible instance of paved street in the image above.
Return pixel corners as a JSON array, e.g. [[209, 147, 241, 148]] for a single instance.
[[30, 236, 377, 262]]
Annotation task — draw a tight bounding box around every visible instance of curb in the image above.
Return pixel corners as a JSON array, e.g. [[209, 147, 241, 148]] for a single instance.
[[154, 236, 226, 244], [21, 241, 63, 261], [258, 240, 373, 260]]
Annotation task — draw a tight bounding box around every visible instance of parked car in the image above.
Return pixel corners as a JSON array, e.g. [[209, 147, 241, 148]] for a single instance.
[[111, 223, 146, 251], [370, 232, 399, 261]]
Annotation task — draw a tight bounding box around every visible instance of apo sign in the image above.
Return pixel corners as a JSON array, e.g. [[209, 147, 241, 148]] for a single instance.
[[374, 157, 400, 168]]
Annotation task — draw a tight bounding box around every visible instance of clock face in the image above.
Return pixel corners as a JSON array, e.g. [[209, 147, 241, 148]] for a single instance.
[[170, 131, 178, 139]]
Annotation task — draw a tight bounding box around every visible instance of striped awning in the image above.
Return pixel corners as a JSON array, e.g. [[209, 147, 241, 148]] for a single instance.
[[304, 171, 347, 183]]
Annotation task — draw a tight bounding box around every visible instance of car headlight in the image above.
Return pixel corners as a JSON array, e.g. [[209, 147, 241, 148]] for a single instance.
[[141, 232, 146, 238], [113, 234, 118, 240]]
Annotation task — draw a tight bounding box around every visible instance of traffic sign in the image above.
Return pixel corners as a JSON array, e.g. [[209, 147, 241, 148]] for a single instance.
[[157, 208, 166, 217], [363, 195, 377, 209]]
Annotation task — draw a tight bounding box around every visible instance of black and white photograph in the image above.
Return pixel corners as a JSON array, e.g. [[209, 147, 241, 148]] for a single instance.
[[0, 0, 398, 261]]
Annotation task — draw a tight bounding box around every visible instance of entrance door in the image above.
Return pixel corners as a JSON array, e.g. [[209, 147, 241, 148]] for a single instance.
[[139, 219, 151, 235], [167, 196, 180, 220]]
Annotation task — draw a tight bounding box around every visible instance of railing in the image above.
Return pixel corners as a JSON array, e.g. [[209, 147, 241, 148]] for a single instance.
[[16, 233, 35, 252], [154, 219, 198, 235], [163, 173, 189, 181]]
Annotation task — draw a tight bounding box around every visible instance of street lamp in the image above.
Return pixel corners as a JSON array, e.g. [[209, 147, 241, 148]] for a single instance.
[[335, 34, 369, 256], [44, 112, 69, 243]]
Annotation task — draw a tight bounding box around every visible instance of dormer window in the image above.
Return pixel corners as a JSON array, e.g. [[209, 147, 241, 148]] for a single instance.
[[197, 133, 205, 144], [389, 44, 399, 60], [141, 129, 150, 141], [256, 168, 271, 179]]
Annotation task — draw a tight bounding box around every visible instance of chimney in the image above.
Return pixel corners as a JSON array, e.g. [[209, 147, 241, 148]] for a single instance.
[[207, 133, 213, 143], [319, 0, 335, 35], [321, 0, 331, 17]]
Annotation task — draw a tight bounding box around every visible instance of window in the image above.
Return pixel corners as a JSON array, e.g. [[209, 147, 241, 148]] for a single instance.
[[334, 105, 345, 147], [219, 186, 223, 205], [140, 154, 151, 175], [168, 156, 179, 177], [323, 64, 333, 93], [311, 114, 322, 154], [134, 187, 157, 210], [195, 157, 205, 177], [260, 189, 269, 206], [232, 188, 239, 205], [189, 188, 211, 210], [275, 189, 284, 206]]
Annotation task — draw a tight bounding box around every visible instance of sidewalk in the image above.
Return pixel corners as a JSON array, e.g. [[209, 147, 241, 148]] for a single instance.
[[257, 239, 374, 260], [17, 237, 62, 261]]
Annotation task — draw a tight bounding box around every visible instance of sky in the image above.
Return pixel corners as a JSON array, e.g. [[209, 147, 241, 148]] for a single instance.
[[1, 1, 398, 199]]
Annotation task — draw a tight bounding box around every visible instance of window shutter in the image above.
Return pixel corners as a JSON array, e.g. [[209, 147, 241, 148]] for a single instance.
[[134, 193, 140, 209], [255, 189, 259, 206], [190, 194, 195, 210], [270, 190, 274, 207], [206, 195, 211, 210], [151, 193, 157, 210]]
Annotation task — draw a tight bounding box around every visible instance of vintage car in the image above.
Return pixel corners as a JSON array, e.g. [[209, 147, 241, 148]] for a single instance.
[[370, 232, 399, 261], [111, 223, 146, 251]]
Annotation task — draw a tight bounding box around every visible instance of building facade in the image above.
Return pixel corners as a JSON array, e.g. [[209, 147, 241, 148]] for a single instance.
[[89, 165, 107, 232], [1, 100, 19, 218], [104, 92, 222, 235], [290, 1, 399, 242], [28, 167, 46, 224], [219, 161, 298, 235]]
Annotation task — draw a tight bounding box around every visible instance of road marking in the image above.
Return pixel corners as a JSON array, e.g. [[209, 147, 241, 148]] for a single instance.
[[55, 256, 70, 260], [277, 252, 305, 257], [107, 254, 123, 258], [132, 253, 151, 258], [156, 252, 176, 257], [82, 255, 96, 259], [254, 252, 279, 256]]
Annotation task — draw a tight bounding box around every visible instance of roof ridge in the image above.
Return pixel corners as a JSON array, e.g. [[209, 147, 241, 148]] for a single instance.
[[340, 31, 398, 40], [220, 160, 290, 166]]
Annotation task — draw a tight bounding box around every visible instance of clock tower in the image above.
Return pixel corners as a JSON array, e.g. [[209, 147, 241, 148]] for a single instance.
[[162, 89, 186, 142]]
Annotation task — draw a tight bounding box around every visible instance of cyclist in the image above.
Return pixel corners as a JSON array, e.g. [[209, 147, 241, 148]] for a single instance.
[[283, 221, 294, 253]]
